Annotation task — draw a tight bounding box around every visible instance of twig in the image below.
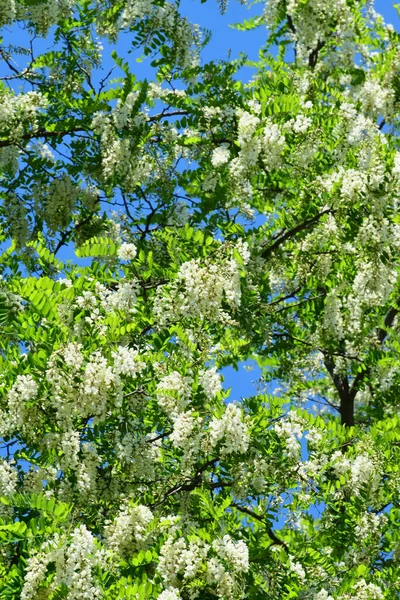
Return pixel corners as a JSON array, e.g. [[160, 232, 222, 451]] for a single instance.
[[261, 208, 333, 259], [232, 502, 289, 551]]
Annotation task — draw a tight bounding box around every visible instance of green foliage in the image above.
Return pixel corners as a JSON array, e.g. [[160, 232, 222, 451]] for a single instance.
[[1, 0, 400, 599]]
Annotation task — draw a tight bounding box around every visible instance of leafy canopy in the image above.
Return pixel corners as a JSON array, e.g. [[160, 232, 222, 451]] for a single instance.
[[0, 0, 400, 599]]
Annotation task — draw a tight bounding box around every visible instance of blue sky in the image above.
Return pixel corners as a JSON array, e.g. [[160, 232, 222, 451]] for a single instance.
[[172, 0, 267, 73]]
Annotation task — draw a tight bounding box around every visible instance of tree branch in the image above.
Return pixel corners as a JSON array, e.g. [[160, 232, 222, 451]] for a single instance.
[[150, 458, 219, 508], [348, 300, 400, 403], [308, 40, 325, 68], [324, 356, 353, 426], [232, 502, 288, 551], [261, 208, 332, 259], [0, 127, 86, 149]]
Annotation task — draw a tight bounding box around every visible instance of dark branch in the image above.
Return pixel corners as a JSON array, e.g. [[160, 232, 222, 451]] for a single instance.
[[0, 127, 86, 149], [348, 300, 400, 405], [308, 40, 325, 68], [232, 502, 289, 551], [261, 208, 332, 259], [324, 356, 353, 427]]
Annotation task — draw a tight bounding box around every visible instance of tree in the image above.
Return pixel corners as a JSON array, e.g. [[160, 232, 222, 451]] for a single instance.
[[0, 0, 399, 598]]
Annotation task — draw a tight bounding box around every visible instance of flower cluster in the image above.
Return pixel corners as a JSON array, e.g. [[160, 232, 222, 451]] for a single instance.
[[158, 536, 209, 584], [263, 120, 286, 168], [340, 579, 384, 600], [199, 367, 222, 398], [212, 535, 249, 574], [17, 0, 75, 34], [46, 343, 146, 424], [105, 504, 153, 557], [157, 589, 181, 600], [91, 98, 152, 190], [0, 460, 17, 498], [21, 524, 104, 600], [170, 410, 198, 449], [156, 371, 193, 416], [118, 0, 154, 27], [21, 543, 57, 600], [4, 374, 38, 434], [117, 242, 137, 261], [314, 590, 334, 600], [57, 525, 103, 599], [4, 193, 29, 247], [92, 280, 139, 315], [158, 533, 249, 598], [323, 290, 345, 341], [0, 90, 47, 140], [228, 107, 261, 203], [331, 451, 380, 496], [208, 403, 250, 456], [0, 146, 20, 176], [211, 146, 230, 168], [274, 411, 305, 458], [35, 173, 79, 233], [154, 244, 248, 327]]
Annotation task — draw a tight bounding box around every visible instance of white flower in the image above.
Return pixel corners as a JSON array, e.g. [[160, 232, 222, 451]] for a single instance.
[[112, 346, 146, 378], [340, 169, 367, 202], [331, 451, 380, 495], [58, 525, 102, 599], [105, 505, 153, 556], [62, 342, 85, 370], [358, 78, 394, 119], [291, 114, 312, 134], [21, 549, 56, 600], [209, 403, 250, 455], [235, 239, 251, 265], [170, 410, 197, 448], [351, 579, 384, 600], [199, 367, 222, 398], [0, 460, 18, 497], [211, 146, 230, 167], [119, 0, 154, 27], [38, 173, 79, 233], [288, 556, 306, 583], [263, 120, 285, 169], [76, 290, 97, 310], [58, 277, 73, 288], [392, 151, 400, 179], [158, 536, 209, 584], [100, 280, 138, 313], [157, 589, 181, 600], [314, 590, 334, 600], [274, 411, 304, 458], [235, 109, 261, 169], [206, 557, 226, 584], [118, 242, 137, 261], [323, 290, 344, 340], [213, 535, 249, 573], [6, 374, 38, 432], [156, 371, 193, 416], [9, 374, 38, 402], [354, 512, 386, 540]]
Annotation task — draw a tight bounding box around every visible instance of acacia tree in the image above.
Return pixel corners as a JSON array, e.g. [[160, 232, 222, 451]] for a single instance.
[[0, 0, 399, 598]]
